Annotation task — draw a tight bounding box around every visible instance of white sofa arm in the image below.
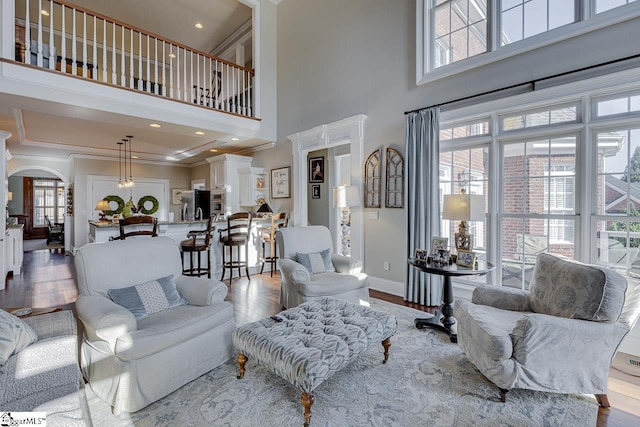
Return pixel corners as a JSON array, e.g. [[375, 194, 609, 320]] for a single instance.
[[472, 285, 531, 312], [76, 295, 137, 352], [279, 258, 311, 285], [175, 275, 228, 306], [331, 254, 363, 274]]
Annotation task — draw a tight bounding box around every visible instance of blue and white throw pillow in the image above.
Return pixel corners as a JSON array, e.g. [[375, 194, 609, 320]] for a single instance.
[[296, 248, 335, 274], [108, 275, 188, 319]]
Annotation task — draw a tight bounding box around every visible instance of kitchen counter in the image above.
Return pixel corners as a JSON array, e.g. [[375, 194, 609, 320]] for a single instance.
[[88, 219, 212, 228]]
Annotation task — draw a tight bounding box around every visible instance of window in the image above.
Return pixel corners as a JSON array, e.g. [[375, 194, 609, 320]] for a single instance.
[[440, 119, 490, 140], [500, 0, 575, 46], [418, 0, 640, 83], [33, 179, 64, 226], [439, 72, 640, 289]]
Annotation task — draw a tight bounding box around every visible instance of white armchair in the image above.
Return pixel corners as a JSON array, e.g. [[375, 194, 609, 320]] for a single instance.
[[74, 237, 235, 414], [275, 225, 369, 308], [455, 253, 640, 406]]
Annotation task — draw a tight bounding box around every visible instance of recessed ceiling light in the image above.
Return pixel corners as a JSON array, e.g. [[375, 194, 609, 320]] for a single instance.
[[149, 123, 161, 128], [209, 149, 218, 152], [168, 53, 176, 58], [131, 156, 139, 159], [41, 10, 50, 16], [195, 131, 205, 135], [230, 137, 240, 141], [166, 156, 178, 161], [195, 23, 204, 29]]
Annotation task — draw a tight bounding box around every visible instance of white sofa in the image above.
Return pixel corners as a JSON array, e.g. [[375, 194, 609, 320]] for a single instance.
[[275, 226, 369, 308], [74, 236, 234, 414]]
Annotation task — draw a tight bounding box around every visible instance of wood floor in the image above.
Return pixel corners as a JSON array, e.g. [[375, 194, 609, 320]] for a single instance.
[[1, 249, 639, 426]]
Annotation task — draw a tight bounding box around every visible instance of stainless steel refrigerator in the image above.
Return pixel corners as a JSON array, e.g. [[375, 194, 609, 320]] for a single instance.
[[180, 190, 211, 220]]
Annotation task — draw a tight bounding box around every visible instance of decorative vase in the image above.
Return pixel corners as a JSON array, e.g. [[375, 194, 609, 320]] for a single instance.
[[122, 197, 135, 218]]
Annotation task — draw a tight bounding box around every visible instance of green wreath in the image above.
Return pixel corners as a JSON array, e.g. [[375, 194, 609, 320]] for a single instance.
[[138, 195, 159, 215], [103, 195, 125, 215]]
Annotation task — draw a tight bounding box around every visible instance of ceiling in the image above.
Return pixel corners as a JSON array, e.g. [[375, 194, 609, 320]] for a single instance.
[[5, 0, 261, 166]]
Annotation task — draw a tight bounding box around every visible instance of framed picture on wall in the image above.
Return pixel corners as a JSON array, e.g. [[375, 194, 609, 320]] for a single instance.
[[312, 184, 320, 199], [309, 157, 325, 183], [271, 166, 291, 199]]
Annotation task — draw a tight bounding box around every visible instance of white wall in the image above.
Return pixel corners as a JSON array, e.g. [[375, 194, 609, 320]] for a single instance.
[[273, 0, 640, 295]]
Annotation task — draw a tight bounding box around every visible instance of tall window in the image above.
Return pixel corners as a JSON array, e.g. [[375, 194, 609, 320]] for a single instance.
[[439, 75, 640, 289], [33, 179, 64, 226], [500, 0, 575, 46]]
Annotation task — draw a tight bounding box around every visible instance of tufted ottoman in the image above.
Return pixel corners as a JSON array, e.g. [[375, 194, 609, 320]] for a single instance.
[[232, 297, 397, 426]]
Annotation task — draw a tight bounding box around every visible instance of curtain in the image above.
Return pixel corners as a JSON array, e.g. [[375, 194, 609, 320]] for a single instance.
[[405, 107, 442, 305]]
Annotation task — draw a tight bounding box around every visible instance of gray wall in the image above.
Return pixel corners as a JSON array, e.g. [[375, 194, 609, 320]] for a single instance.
[[7, 176, 23, 215], [272, 0, 640, 291]]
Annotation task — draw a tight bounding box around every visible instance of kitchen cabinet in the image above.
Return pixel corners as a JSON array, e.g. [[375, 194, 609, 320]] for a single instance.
[[5, 225, 24, 276], [207, 154, 252, 214]]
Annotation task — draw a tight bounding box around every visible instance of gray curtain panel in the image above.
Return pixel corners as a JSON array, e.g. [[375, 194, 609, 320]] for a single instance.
[[405, 108, 442, 305]]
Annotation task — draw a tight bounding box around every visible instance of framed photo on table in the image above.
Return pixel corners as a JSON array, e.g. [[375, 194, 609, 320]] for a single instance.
[[456, 250, 477, 268], [309, 157, 325, 183], [430, 237, 448, 256], [271, 166, 291, 199]]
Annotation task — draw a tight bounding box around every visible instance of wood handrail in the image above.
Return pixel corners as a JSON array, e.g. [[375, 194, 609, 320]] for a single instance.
[[45, 0, 254, 74]]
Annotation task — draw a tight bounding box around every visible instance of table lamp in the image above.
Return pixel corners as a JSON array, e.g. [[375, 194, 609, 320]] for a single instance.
[[442, 189, 484, 251], [95, 199, 110, 221], [333, 185, 360, 256]]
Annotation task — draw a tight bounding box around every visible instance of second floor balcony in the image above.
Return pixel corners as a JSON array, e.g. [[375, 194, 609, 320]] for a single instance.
[[3, 0, 265, 132]]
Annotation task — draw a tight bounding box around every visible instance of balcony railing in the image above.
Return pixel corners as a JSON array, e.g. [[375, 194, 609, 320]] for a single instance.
[[13, 0, 255, 118]]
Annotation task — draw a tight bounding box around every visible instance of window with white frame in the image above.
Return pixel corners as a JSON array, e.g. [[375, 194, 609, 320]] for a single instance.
[[418, 0, 640, 82], [439, 72, 640, 289], [33, 179, 65, 226]]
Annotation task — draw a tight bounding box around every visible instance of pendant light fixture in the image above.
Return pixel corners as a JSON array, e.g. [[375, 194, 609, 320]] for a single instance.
[[117, 141, 124, 189], [126, 135, 135, 188]]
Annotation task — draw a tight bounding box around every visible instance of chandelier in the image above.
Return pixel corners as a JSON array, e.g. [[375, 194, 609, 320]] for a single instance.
[[117, 135, 135, 188]]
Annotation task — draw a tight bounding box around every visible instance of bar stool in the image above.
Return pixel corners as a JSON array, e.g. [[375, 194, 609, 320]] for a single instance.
[[219, 212, 252, 285], [180, 215, 216, 278], [259, 212, 289, 276]]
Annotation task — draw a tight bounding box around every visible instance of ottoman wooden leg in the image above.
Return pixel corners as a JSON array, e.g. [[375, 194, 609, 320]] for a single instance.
[[237, 353, 248, 379], [301, 392, 315, 427], [382, 338, 391, 364]]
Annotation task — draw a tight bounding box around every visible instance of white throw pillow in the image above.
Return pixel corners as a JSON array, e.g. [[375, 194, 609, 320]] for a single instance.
[[0, 310, 38, 366]]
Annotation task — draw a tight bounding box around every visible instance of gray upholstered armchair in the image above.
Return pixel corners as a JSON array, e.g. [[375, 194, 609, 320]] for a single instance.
[[275, 225, 369, 308], [455, 253, 640, 406]]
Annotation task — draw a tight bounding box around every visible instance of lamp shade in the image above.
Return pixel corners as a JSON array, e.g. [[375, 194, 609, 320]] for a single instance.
[[7, 191, 12, 201], [442, 193, 485, 221], [333, 185, 360, 208], [95, 200, 110, 211], [256, 203, 273, 213]]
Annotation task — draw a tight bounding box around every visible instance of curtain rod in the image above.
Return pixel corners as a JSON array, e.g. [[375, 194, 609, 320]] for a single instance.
[[404, 53, 640, 115]]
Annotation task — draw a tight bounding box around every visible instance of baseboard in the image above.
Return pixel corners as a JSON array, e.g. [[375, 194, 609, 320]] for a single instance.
[[368, 276, 404, 297], [612, 351, 640, 377]]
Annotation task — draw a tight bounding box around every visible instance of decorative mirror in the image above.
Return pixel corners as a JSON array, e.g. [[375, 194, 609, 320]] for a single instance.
[[385, 147, 404, 208], [364, 149, 382, 208]]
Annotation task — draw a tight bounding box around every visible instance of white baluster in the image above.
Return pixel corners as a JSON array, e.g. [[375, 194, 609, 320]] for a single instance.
[[92, 15, 97, 79], [248, 72, 252, 117], [60, 5, 65, 71], [196, 52, 200, 105], [72, 8, 77, 75], [176, 45, 181, 100], [154, 38, 158, 95], [121, 25, 125, 86], [129, 28, 134, 88], [138, 32, 142, 90], [111, 21, 116, 83], [48, 0, 54, 70], [215, 60, 219, 109], [161, 41, 166, 97], [168, 44, 173, 99], [189, 50, 193, 103], [102, 20, 107, 82], [24, 0, 30, 64], [183, 49, 187, 101], [82, 12, 87, 77], [146, 34, 150, 93], [37, 0, 43, 67]]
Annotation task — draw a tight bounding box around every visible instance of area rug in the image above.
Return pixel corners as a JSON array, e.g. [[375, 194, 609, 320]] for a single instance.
[[87, 299, 597, 427]]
